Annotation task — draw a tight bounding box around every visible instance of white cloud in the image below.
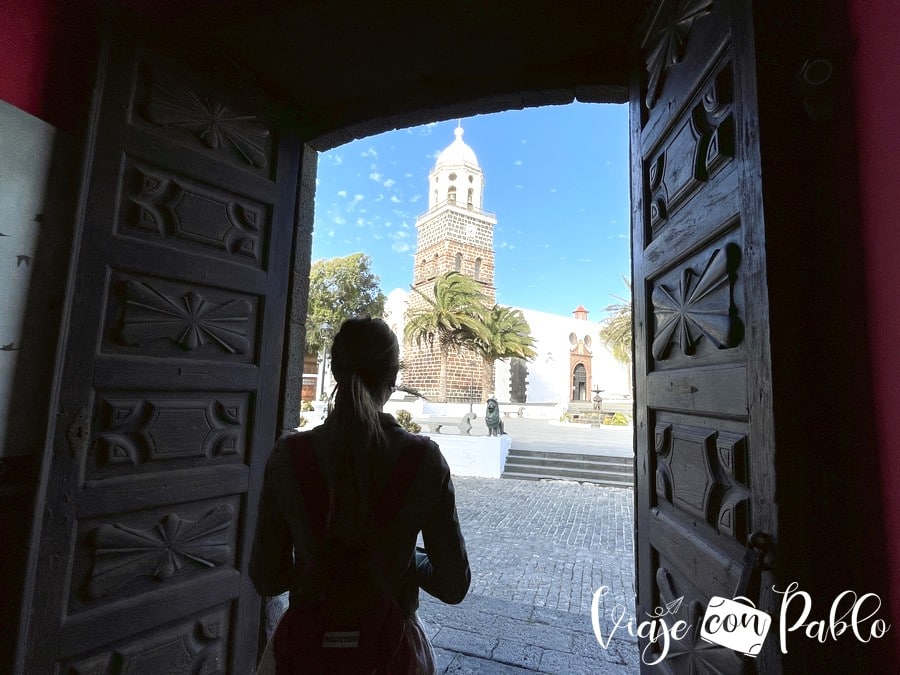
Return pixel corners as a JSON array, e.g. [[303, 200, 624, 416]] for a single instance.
[[369, 172, 382, 182], [374, 194, 384, 202], [409, 194, 422, 202], [383, 178, 396, 188], [578, 258, 591, 263], [333, 215, 346, 225], [618, 234, 628, 239], [392, 241, 411, 253], [326, 152, 343, 166], [337, 190, 347, 198], [513, 160, 523, 166], [515, 185, 524, 190], [404, 172, 413, 178], [418, 122, 438, 136], [543, 243, 551, 249], [390, 195, 402, 203], [373, 233, 383, 240], [361, 147, 378, 158], [328, 229, 335, 237], [550, 188, 557, 193]]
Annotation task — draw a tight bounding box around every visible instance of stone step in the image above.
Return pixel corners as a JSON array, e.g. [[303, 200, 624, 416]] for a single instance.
[[501, 470, 634, 488], [504, 457, 632, 475], [502, 449, 634, 487], [507, 449, 633, 467], [503, 463, 633, 483]]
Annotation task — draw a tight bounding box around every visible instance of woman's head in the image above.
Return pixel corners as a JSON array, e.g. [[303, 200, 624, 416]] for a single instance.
[[330, 317, 400, 402], [323, 317, 399, 544]]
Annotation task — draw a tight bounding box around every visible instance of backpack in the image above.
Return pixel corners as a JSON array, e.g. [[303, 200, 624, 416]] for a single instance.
[[272, 433, 426, 674]]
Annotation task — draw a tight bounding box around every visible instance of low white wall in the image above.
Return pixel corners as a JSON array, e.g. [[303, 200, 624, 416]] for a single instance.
[[424, 433, 511, 478]]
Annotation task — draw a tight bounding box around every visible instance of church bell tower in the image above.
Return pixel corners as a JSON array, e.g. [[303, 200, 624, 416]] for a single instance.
[[404, 125, 497, 401]]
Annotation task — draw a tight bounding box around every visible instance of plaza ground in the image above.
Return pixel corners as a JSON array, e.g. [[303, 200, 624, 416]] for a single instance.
[[417, 418, 640, 673]]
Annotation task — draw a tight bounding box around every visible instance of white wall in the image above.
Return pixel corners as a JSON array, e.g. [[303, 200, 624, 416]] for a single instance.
[[0, 101, 74, 459], [494, 307, 631, 404]]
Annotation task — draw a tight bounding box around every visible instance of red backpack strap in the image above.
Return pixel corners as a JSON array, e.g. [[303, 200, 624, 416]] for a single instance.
[[288, 433, 329, 539], [289, 432, 427, 533], [371, 435, 427, 527]]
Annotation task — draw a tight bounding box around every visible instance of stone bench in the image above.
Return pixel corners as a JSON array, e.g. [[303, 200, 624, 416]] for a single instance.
[[499, 405, 525, 419], [414, 412, 478, 435]]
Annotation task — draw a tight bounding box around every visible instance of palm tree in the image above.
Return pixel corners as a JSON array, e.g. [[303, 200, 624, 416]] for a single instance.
[[471, 304, 537, 402], [599, 279, 633, 365], [404, 272, 490, 402]]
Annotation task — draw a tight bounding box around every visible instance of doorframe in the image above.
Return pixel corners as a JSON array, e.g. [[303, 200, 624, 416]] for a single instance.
[[14, 0, 894, 671]]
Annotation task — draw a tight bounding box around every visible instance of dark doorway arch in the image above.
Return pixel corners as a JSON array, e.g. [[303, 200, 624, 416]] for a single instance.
[[572, 362, 587, 402]]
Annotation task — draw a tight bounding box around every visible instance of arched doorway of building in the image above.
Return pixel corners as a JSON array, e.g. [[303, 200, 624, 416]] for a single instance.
[[572, 363, 588, 402]]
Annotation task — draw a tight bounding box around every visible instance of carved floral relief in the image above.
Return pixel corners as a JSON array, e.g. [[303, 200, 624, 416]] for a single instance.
[[88, 504, 234, 598], [143, 70, 270, 168], [643, 0, 714, 109], [651, 244, 742, 360], [119, 280, 251, 354]]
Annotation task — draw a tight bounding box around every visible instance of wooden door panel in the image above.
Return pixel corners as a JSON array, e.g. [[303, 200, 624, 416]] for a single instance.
[[632, 1, 778, 672], [117, 159, 273, 271], [642, 61, 740, 254], [21, 26, 299, 674], [65, 604, 231, 674]]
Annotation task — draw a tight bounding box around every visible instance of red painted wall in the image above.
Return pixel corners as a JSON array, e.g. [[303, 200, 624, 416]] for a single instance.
[[851, 0, 900, 654], [0, 0, 95, 132]]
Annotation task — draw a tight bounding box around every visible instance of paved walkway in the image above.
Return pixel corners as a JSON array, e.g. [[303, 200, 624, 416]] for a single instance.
[[417, 472, 640, 673]]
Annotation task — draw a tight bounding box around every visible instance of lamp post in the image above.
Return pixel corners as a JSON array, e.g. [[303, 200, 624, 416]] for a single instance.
[[318, 322, 331, 401]]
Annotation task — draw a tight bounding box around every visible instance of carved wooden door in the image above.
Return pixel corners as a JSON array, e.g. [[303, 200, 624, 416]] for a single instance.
[[631, 0, 780, 672], [18, 28, 300, 674]]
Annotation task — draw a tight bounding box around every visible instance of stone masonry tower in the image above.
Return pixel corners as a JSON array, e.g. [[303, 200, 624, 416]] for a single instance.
[[404, 125, 497, 401]]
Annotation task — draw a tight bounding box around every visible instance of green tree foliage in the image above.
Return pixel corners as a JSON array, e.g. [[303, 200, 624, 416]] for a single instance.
[[394, 410, 421, 434], [599, 280, 633, 365], [305, 253, 386, 355], [404, 272, 490, 402], [471, 304, 537, 402]]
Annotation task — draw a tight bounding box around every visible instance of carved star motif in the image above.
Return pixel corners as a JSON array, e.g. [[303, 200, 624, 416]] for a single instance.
[[644, 0, 714, 108], [120, 280, 251, 354], [145, 73, 270, 168], [651, 247, 740, 360], [89, 504, 233, 598], [663, 600, 741, 674]]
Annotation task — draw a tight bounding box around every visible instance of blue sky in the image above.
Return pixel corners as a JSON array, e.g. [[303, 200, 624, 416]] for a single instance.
[[312, 102, 631, 319]]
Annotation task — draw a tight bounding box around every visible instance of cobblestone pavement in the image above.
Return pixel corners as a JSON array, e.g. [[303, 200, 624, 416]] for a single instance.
[[417, 476, 640, 673]]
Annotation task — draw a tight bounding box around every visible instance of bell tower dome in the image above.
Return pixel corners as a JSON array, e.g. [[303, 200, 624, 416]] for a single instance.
[[428, 125, 485, 211]]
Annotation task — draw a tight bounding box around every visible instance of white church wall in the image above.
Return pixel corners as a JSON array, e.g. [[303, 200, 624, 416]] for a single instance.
[[494, 307, 631, 404]]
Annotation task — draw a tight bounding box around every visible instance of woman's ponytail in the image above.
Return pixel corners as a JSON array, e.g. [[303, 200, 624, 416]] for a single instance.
[[322, 318, 400, 546]]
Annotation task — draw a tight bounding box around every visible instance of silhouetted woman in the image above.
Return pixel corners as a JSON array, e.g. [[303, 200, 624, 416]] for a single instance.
[[251, 317, 470, 673]]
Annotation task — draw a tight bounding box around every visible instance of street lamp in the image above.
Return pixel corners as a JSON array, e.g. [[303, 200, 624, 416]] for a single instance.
[[318, 322, 331, 400]]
